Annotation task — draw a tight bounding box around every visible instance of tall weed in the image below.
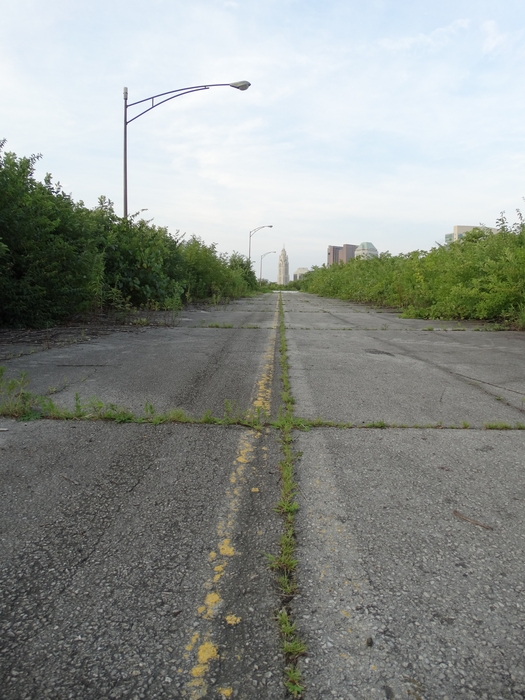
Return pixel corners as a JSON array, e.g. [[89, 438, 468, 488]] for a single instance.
[[302, 215, 525, 323], [0, 144, 257, 327]]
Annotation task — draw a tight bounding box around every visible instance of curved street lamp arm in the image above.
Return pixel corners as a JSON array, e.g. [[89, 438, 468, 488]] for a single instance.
[[123, 80, 249, 218], [127, 86, 211, 124], [248, 224, 273, 262], [259, 250, 276, 283], [126, 82, 250, 124], [250, 224, 272, 237]]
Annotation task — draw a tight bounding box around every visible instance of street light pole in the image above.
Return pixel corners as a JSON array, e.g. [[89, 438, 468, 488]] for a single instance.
[[249, 225, 273, 264], [123, 87, 128, 218], [260, 251, 276, 284], [123, 80, 251, 219]]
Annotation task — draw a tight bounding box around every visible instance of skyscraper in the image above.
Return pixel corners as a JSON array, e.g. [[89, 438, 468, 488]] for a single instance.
[[277, 247, 289, 285], [327, 244, 357, 266], [293, 267, 309, 281]]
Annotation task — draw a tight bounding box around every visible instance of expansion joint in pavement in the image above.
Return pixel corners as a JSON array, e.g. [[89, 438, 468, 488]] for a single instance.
[[182, 297, 281, 699]]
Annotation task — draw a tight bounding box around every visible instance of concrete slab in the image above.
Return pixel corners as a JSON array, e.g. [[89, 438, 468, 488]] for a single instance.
[[1, 296, 279, 418], [281, 294, 491, 331], [0, 419, 284, 699], [284, 295, 525, 426], [293, 428, 525, 700], [173, 297, 277, 328], [380, 330, 525, 413]]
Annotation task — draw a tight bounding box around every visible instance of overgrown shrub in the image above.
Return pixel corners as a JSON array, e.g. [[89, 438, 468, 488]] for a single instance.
[[0, 143, 256, 326], [302, 215, 525, 325], [0, 147, 104, 325]]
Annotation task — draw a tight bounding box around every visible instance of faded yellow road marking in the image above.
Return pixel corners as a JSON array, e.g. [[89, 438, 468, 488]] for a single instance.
[[183, 298, 279, 698], [225, 614, 241, 625], [185, 632, 199, 654], [218, 539, 235, 557]]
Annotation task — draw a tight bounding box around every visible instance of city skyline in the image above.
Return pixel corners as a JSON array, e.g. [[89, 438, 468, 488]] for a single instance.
[[2, 2, 524, 280]]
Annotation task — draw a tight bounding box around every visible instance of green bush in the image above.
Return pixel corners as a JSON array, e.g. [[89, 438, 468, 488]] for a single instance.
[[0, 143, 257, 326], [0, 147, 106, 326], [302, 215, 525, 325]]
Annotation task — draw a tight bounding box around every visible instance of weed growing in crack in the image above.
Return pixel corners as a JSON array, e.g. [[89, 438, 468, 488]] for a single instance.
[[266, 293, 306, 697], [223, 400, 267, 430], [0, 367, 34, 418], [0, 367, 268, 429], [3, 368, 521, 436]]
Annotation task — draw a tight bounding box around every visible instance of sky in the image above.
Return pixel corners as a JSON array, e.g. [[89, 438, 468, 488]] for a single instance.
[[1, 0, 525, 280]]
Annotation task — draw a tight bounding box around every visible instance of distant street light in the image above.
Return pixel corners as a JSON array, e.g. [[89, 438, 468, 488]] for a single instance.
[[249, 225, 273, 263], [260, 251, 276, 284], [123, 81, 251, 218]]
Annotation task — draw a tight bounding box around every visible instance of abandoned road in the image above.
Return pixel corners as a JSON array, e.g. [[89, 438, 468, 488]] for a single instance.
[[1, 292, 524, 699]]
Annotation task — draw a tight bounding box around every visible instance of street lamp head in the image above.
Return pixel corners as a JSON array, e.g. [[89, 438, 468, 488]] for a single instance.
[[124, 80, 251, 219], [229, 81, 251, 91]]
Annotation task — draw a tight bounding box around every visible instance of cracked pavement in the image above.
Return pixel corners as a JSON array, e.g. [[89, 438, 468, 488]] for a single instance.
[[1, 292, 525, 699]]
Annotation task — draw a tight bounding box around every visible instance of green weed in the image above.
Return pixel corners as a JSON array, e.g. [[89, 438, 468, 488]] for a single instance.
[[300, 215, 525, 326], [283, 638, 307, 658], [265, 293, 306, 696], [482, 323, 507, 332], [0, 368, 42, 419]]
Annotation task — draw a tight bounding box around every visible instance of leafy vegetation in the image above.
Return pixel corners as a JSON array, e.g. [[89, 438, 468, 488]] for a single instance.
[[301, 215, 525, 327], [269, 293, 306, 697], [0, 143, 257, 327]]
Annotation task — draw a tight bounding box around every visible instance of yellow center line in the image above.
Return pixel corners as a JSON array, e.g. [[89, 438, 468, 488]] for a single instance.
[[183, 298, 279, 698]]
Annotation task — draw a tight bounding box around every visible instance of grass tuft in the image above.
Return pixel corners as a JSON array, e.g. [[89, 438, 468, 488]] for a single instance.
[[265, 293, 306, 696]]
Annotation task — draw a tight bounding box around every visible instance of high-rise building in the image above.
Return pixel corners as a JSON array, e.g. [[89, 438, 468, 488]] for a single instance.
[[277, 247, 289, 285], [293, 267, 309, 281], [327, 244, 357, 266], [445, 225, 497, 243]]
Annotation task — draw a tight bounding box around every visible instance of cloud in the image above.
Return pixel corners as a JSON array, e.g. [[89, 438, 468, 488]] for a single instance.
[[2, 0, 525, 277], [377, 18, 470, 52], [481, 20, 507, 53]]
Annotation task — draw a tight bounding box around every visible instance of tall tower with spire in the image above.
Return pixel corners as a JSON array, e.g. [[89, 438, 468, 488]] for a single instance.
[[277, 246, 289, 285]]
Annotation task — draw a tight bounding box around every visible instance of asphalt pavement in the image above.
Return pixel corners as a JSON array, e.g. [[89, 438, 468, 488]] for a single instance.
[[282, 293, 525, 700], [1, 292, 524, 699]]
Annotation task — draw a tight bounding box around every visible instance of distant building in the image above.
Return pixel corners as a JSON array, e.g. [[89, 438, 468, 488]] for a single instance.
[[355, 242, 378, 259], [293, 267, 309, 281], [327, 244, 357, 266], [445, 225, 498, 243], [277, 247, 290, 285]]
